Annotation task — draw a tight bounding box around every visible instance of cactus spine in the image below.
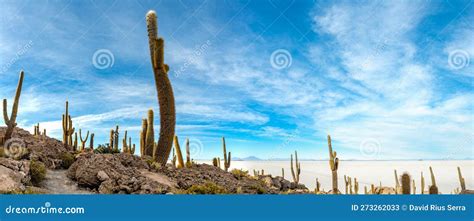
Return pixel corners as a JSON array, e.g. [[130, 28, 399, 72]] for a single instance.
[[2, 71, 24, 144], [185, 138, 192, 168], [291, 150, 301, 184], [61, 101, 75, 149], [327, 135, 339, 193], [79, 129, 89, 151], [222, 137, 231, 172], [457, 167, 466, 191], [173, 136, 184, 168], [146, 10, 176, 166], [401, 172, 411, 194]]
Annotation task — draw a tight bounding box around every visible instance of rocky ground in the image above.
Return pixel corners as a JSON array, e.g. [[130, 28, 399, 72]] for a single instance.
[[0, 127, 310, 194]]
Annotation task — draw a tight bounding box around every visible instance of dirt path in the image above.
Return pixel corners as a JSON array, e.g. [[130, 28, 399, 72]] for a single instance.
[[42, 169, 93, 194]]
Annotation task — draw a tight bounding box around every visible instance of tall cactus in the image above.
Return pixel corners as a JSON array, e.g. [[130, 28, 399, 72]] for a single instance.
[[2, 71, 24, 144], [315, 178, 321, 193], [354, 178, 359, 194], [291, 150, 301, 184], [401, 172, 411, 194], [457, 167, 466, 191], [173, 135, 184, 168], [62, 101, 75, 149], [327, 135, 339, 193], [109, 129, 114, 151], [222, 137, 231, 172], [146, 10, 176, 166], [79, 129, 89, 151]]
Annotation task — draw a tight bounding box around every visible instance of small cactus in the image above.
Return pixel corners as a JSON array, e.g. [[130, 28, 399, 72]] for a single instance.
[[212, 157, 218, 167], [61, 101, 75, 149], [173, 136, 184, 168], [429, 166, 438, 194], [281, 168, 284, 178], [146, 10, 176, 166], [291, 150, 301, 184], [421, 172, 425, 194], [185, 138, 192, 168], [394, 169, 401, 194], [354, 178, 359, 194], [73, 132, 78, 151], [2, 71, 24, 144], [89, 133, 94, 151], [140, 119, 147, 157], [222, 137, 231, 172], [457, 167, 466, 191], [327, 135, 339, 193], [144, 109, 155, 157], [401, 172, 411, 194], [171, 148, 177, 168], [315, 178, 321, 193], [79, 129, 89, 152], [412, 179, 416, 194]]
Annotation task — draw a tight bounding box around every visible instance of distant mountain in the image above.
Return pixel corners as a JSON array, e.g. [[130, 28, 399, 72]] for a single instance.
[[233, 156, 262, 161]]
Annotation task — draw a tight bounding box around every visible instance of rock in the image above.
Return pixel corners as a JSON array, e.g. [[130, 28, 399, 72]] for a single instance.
[[97, 171, 109, 182], [261, 176, 274, 188], [280, 179, 291, 191], [0, 158, 30, 192]]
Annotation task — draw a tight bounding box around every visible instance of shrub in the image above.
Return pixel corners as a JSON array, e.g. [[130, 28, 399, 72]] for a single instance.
[[30, 160, 46, 186], [60, 152, 75, 169], [94, 144, 120, 154], [231, 169, 249, 180], [185, 182, 228, 194]]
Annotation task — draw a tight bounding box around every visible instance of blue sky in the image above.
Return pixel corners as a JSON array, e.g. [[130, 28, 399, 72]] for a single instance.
[[0, 0, 472, 160]]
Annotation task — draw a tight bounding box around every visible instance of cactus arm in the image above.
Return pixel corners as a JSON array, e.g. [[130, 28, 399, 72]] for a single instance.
[[3, 71, 24, 140], [146, 10, 176, 166], [145, 110, 155, 156]]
